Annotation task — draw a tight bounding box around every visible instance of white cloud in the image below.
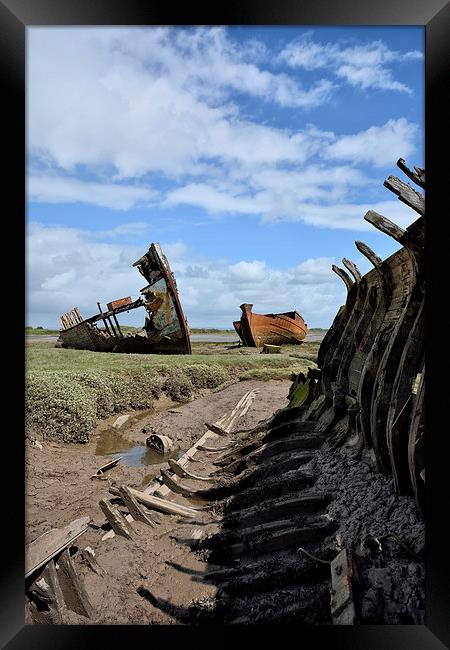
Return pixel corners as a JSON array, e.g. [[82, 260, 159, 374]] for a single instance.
[[325, 118, 418, 167], [28, 175, 158, 210], [28, 28, 422, 231], [279, 36, 423, 93], [26, 222, 347, 329]]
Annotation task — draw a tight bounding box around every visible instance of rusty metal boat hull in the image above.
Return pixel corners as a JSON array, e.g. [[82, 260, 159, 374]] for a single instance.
[[58, 243, 191, 355], [233, 303, 307, 347]]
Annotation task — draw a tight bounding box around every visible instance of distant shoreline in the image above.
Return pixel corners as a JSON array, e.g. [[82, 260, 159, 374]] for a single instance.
[[25, 325, 328, 336]]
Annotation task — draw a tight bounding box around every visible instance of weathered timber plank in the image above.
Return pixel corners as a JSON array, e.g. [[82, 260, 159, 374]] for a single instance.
[[119, 485, 158, 527], [342, 258, 362, 283], [109, 486, 199, 517], [384, 175, 425, 215], [364, 210, 406, 242], [355, 240, 383, 267], [99, 499, 133, 539], [397, 158, 425, 189], [25, 516, 91, 579], [56, 549, 94, 618], [168, 459, 214, 482], [332, 265, 354, 292], [330, 549, 355, 625]]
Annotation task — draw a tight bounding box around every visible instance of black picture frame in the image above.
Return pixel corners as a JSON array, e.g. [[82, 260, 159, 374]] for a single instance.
[[1, 1, 449, 647]]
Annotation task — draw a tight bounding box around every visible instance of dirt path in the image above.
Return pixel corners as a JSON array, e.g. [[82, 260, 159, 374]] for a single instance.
[[26, 379, 291, 624]]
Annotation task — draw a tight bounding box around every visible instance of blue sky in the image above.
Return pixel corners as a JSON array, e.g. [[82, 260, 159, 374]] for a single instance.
[[26, 26, 424, 329]]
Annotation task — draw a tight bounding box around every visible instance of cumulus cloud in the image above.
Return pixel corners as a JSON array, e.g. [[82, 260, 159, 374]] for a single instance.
[[325, 118, 418, 167], [26, 222, 347, 329], [279, 36, 423, 93], [28, 175, 158, 210], [28, 28, 422, 228]]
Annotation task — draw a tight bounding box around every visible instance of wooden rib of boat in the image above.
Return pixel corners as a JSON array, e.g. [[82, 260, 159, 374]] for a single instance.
[[58, 243, 191, 354], [233, 303, 307, 347]]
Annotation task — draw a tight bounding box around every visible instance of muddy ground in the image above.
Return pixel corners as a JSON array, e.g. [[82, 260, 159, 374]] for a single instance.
[[26, 379, 291, 624], [26, 376, 424, 625]]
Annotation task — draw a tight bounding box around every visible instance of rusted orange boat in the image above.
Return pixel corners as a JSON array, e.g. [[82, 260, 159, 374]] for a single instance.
[[233, 303, 308, 347]]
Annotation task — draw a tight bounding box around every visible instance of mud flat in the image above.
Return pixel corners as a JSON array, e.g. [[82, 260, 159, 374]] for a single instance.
[[25, 380, 291, 624]]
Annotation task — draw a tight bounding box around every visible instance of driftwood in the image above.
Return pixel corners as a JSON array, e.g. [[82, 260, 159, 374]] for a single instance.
[[109, 486, 200, 518], [56, 549, 94, 618], [332, 265, 354, 292], [99, 499, 133, 539], [91, 457, 121, 479], [168, 458, 215, 482], [330, 549, 355, 625], [118, 485, 158, 527], [26, 516, 91, 579], [342, 258, 362, 283], [383, 175, 425, 215], [355, 240, 383, 268]]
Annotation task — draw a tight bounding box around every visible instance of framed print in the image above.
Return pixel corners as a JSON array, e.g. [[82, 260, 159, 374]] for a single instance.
[[1, 0, 449, 647]]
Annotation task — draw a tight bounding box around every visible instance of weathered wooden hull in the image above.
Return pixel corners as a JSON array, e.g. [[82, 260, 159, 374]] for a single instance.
[[287, 158, 425, 512], [233, 303, 307, 347], [59, 243, 191, 355]]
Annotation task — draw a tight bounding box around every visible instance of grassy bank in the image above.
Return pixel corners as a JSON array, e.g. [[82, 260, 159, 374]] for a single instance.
[[26, 340, 319, 443]]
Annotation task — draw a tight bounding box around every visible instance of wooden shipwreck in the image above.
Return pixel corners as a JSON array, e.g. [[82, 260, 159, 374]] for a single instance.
[[233, 303, 308, 347], [58, 243, 191, 354], [288, 158, 425, 512]]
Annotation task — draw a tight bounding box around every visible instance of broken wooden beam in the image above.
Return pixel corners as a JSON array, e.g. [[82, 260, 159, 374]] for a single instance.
[[109, 486, 199, 518], [364, 210, 406, 242], [204, 422, 230, 436], [91, 457, 121, 479], [330, 549, 356, 625], [28, 559, 68, 624], [25, 516, 91, 579], [99, 499, 133, 539], [168, 458, 215, 482], [384, 175, 425, 215], [118, 485, 158, 527], [354, 241, 383, 268], [80, 547, 105, 576], [56, 548, 94, 619], [396, 158, 425, 189], [342, 258, 362, 283], [332, 265, 354, 292]]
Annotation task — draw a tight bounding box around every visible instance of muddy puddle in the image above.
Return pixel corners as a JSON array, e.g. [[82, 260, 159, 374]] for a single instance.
[[94, 402, 189, 468]]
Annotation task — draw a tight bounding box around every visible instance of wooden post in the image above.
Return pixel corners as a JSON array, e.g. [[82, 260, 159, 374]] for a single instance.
[[97, 302, 112, 335], [354, 241, 383, 268], [112, 313, 123, 337], [332, 265, 354, 293]]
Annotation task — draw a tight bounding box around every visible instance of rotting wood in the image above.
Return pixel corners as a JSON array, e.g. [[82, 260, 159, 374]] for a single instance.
[[99, 499, 133, 539], [26, 516, 91, 579], [397, 158, 425, 189], [91, 457, 121, 479], [197, 442, 235, 452], [355, 241, 383, 268], [119, 485, 158, 527], [109, 486, 200, 518], [332, 265, 354, 292], [225, 493, 331, 530], [27, 560, 68, 624], [212, 522, 334, 560], [204, 422, 230, 436], [342, 258, 362, 283], [364, 210, 406, 242], [168, 458, 215, 482], [80, 547, 105, 576], [384, 175, 425, 216], [330, 549, 356, 625], [161, 469, 200, 497], [56, 549, 94, 619]]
